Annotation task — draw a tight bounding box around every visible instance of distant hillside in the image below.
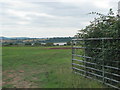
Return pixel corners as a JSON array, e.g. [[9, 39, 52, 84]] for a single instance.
[[0, 37, 30, 40], [40, 37, 74, 43], [0, 37, 10, 40], [1, 37, 75, 44], [0, 37, 47, 40]]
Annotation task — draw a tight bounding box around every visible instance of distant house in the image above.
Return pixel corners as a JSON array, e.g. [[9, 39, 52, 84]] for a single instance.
[[53, 42, 67, 46], [41, 43, 46, 45], [31, 43, 34, 46]]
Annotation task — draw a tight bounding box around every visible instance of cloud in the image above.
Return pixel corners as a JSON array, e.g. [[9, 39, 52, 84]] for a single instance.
[[17, 21, 30, 25], [0, 0, 119, 37], [2, 26, 78, 38], [7, 9, 55, 20]]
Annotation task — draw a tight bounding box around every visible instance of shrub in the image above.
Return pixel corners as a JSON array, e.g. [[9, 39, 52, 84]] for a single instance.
[[76, 9, 120, 85]]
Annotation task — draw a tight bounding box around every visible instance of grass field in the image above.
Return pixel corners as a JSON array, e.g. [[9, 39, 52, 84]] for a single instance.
[[2, 46, 105, 88]]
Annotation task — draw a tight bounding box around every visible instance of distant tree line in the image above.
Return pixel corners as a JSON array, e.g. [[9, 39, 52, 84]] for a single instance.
[[2, 41, 72, 46]]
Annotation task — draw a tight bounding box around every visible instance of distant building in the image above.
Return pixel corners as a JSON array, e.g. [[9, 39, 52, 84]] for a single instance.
[[31, 43, 34, 46], [53, 42, 67, 46], [41, 43, 46, 45]]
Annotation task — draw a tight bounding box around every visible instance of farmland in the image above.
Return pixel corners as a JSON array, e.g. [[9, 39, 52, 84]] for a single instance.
[[2, 46, 105, 88]]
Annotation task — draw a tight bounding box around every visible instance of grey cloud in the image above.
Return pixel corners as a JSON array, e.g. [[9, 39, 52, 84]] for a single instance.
[[1, 0, 119, 37]]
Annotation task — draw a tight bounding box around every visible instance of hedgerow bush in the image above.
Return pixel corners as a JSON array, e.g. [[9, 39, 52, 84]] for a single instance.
[[76, 9, 120, 86], [76, 9, 120, 38]]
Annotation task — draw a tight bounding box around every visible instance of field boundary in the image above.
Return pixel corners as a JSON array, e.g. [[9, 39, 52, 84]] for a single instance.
[[72, 38, 120, 89]]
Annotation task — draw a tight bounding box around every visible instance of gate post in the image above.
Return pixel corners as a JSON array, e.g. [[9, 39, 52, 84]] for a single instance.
[[102, 39, 105, 84], [84, 39, 87, 78], [72, 40, 74, 72]]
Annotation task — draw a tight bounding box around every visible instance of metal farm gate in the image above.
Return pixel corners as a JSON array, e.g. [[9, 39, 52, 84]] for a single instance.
[[72, 38, 120, 89]]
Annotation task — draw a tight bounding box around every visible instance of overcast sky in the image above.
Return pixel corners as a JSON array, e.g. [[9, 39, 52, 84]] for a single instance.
[[0, 0, 119, 38]]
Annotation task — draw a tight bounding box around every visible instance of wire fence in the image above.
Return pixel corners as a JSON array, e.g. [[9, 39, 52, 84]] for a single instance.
[[72, 38, 120, 89]]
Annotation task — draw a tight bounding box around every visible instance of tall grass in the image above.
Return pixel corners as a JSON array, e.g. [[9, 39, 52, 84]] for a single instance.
[[2, 47, 105, 88]]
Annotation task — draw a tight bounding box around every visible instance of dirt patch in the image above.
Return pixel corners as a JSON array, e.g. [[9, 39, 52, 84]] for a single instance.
[[2, 70, 38, 88]]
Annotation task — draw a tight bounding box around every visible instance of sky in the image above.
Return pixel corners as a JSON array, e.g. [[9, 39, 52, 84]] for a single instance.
[[0, 0, 119, 38]]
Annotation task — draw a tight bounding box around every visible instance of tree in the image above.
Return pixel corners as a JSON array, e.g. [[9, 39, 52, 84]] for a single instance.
[[77, 9, 120, 38], [34, 43, 41, 46], [67, 41, 71, 46], [45, 43, 54, 46], [25, 42, 31, 45], [76, 9, 120, 84]]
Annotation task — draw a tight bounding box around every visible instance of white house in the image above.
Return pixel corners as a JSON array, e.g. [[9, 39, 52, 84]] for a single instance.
[[41, 43, 46, 45], [53, 42, 67, 46]]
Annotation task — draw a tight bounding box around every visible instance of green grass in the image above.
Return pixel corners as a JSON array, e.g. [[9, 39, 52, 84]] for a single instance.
[[2, 46, 105, 88]]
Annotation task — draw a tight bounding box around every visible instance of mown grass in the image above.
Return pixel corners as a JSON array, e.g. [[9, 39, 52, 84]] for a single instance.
[[2, 46, 105, 88]]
